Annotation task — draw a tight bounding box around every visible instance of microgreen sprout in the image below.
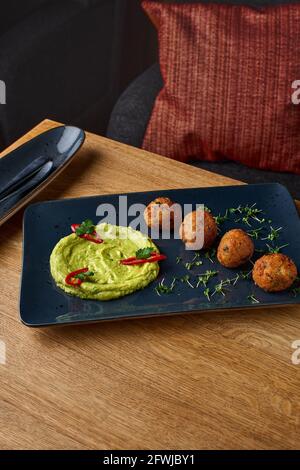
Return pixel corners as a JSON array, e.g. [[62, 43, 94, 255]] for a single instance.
[[181, 275, 195, 289], [292, 287, 300, 297], [247, 294, 260, 304], [229, 205, 243, 215], [185, 254, 203, 270], [261, 226, 282, 242], [214, 209, 229, 225], [266, 243, 289, 254], [192, 252, 201, 262], [211, 280, 230, 297], [196, 270, 219, 288], [240, 270, 252, 280], [155, 277, 177, 296], [247, 227, 264, 240], [205, 248, 216, 264], [233, 203, 265, 226], [229, 273, 240, 286], [291, 277, 300, 297], [244, 203, 265, 223], [204, 288, 211, 302]]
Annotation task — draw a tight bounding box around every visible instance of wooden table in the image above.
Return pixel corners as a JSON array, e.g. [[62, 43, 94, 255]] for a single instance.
[[0, 119, 299, 450]]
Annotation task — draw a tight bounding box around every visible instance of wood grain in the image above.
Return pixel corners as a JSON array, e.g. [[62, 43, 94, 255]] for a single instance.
[[0, 119, 299, 450]]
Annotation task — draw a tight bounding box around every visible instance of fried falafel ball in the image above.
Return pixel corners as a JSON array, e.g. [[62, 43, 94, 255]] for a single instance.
[[252, 253, 298, 292], [179, 209, 218, 250], [144, 197, 178, 230], [217, 229, 254, 268]]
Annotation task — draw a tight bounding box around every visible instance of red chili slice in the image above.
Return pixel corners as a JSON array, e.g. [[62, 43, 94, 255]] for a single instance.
[[81, 234, 103, 244], [71, 224, 80, 232], [65, 268, 89, 287], [121, 251, 156, 264], [121, 253, 167, 266], [71, 224, 103, 244]]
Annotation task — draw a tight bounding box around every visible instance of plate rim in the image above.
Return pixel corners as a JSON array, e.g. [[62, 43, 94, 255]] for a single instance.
[[20, 182, 300, 327]]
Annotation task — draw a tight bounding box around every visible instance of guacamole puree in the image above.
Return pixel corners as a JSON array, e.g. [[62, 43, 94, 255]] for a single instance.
[[50, 223, 160, 300]]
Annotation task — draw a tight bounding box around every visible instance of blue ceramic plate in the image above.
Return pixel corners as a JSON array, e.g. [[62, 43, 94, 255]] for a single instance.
[[0, 126, 85, 226], [20, 183, 300, 327]]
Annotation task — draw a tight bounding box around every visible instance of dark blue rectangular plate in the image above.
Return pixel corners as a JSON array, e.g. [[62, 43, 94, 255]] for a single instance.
[[20, 183, 300, 327]]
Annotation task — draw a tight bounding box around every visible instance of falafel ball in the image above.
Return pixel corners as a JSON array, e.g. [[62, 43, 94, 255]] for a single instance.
[[179, 209, 218, 250], [217, 229, 254, 268], [253, 253, 298, 292], [144, 197, 178, 230]]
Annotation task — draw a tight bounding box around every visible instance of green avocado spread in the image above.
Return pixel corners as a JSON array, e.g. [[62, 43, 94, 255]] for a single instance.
[[50, 223, 160, 300]]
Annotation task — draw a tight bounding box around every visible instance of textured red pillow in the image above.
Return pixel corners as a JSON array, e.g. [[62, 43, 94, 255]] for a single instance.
[[142, 1, 300, 174]]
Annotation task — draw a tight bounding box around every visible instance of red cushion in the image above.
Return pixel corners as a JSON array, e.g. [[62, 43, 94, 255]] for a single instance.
[[142, 1, 300, 174]]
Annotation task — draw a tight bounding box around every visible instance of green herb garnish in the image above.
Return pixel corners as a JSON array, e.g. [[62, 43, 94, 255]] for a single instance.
[[185, 260, 203, 270], [211, 280, 230, 297], [196, 270, 219, 288], [232, 203, 265, 226], [291, 277, 300, 297], [155, 277, 177, 296], [292, 287, 300, 297], [243, 203, 265, 224], [136, 247, 154, 259], [240, 270, 252, 280], [247, 294, 260, 304], [228, 273, 240, 286], [74, 271, 95, 281], [214, 209, 229, 225], [266, 243, 289, 254], [182, 253, 204, 270], [204, 288, 211, 301], [229, 205, 243, 215], [205, 249, 216, 264], [247, 227, 264, 240], [75, 219, 96, 236], [180, 275, 195, 288], [262, 226, 282, 242]]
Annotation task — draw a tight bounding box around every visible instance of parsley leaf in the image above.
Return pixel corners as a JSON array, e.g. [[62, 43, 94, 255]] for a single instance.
[[136, 247, 154, 259], [74, 271, 95, 281], [75, 220, 95, 236]]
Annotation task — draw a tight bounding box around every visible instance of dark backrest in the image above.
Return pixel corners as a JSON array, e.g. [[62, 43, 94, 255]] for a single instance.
[[119, 0, 158, 92], [0, 1, 52, 34], [0, 0, 101, 35]]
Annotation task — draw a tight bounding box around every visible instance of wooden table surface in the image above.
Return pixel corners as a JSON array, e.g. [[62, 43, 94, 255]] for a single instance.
[[0, 119, 299, 450]]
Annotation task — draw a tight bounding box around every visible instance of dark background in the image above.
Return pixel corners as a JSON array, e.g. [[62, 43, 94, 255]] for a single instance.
[[0, 0, 157, 150], [0, 0, 298, 151]]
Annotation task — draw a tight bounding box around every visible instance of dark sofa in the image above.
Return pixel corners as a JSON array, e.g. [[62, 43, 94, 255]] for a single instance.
[[0, 0, 156, 150], [107, 1, 300, 200]]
